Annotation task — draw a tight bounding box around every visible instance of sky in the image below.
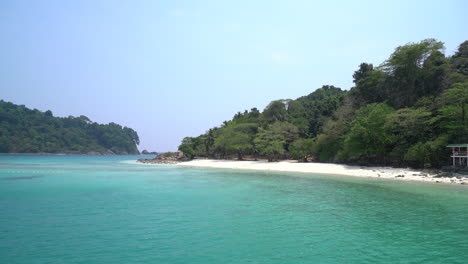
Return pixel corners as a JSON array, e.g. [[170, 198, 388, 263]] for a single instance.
[[1, 0, 467, 151]]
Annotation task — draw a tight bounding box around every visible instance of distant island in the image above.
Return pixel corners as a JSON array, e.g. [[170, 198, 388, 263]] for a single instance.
[[0, 100, 140, 154], [176, 39, 468, 170]]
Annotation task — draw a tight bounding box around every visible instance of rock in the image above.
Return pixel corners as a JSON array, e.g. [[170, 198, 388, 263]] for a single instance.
[[137, 151, 189, 164], [142, 149, 158, 155], [395, 175, 405, 178], [105, 149, 115, 155]]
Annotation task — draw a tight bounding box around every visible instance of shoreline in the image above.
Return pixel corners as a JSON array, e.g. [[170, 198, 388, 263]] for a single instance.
[[174, 159, 467, 185]]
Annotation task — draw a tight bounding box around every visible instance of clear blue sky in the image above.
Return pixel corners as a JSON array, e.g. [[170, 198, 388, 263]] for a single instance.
[[1, 0, 467, 151]]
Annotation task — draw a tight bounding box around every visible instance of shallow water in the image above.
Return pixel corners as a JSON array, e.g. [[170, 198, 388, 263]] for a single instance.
[[1, 155, 467, 263]]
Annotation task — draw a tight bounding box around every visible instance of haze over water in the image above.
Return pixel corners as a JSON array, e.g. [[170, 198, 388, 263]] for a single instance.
[[1, 155, 467, 263]]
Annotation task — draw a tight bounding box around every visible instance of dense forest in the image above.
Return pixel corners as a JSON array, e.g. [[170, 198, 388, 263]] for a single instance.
[[0, 101, 140, 154], [179, 39, 468, 168]]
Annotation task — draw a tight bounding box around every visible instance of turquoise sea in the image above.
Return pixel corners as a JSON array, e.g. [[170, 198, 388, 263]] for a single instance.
[[0, 155, 467, 263]]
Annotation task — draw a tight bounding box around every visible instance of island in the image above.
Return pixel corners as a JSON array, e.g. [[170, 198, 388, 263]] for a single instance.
[[0, 100, 140, 154], [150, 39, 468, 182]]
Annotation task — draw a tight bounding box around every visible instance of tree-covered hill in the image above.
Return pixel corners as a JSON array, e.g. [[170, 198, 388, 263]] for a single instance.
[[179, 39, 468, 168], [0, 100, 140, 154]]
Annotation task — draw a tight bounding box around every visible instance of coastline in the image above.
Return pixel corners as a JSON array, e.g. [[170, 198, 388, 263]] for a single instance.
[[175, 159, 468, 185]]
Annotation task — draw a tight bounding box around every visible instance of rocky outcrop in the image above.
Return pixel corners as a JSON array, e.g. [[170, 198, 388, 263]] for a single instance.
[[141, 149, 158, 155], [137, 151, 189, 164]]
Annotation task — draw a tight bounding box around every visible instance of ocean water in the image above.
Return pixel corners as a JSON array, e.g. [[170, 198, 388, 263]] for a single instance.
[[0, 155, 467, 264]]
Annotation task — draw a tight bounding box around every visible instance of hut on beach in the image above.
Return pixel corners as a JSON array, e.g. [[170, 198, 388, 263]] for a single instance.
[[447, 144, 468, 167]]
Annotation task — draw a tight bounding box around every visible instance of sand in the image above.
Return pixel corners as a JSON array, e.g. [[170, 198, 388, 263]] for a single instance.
[[176, 159, 467, 185]]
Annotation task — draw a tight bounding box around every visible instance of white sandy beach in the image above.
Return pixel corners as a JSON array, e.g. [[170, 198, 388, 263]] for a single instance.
[[176, 159, 467, 185]]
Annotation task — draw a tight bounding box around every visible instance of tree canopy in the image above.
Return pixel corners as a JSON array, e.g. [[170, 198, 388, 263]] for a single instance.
[[0, 100, 140, 154]]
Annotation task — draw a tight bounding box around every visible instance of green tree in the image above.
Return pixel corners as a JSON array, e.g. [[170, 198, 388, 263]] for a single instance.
[[450, 40, 468, 76], [438, 82, 468, 142], [381, 38, 445, 107], [295, 85, 346, 137], [352, 63, 374, 84], [421, 50, 449, 94], [313, 120, 347, 162], [253, 128, 285, 161], [262, 100, 289, 123], [289, 138, 314, 162], [384, 107, 433, 165], [352, 68, 387, 105], [214, 126, 254, 160], [404, 135, 449, 168], [178, 137, 195, 159], [342, 103, 394, 163], [385, 107, 432, 145], [270, 121, 299, 146]]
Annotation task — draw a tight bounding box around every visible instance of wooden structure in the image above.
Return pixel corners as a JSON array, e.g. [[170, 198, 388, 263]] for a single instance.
[[447, 144, 468, 167]]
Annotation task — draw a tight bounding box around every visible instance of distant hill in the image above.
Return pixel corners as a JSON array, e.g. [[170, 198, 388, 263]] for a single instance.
[[0, 100, 140, 154]]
